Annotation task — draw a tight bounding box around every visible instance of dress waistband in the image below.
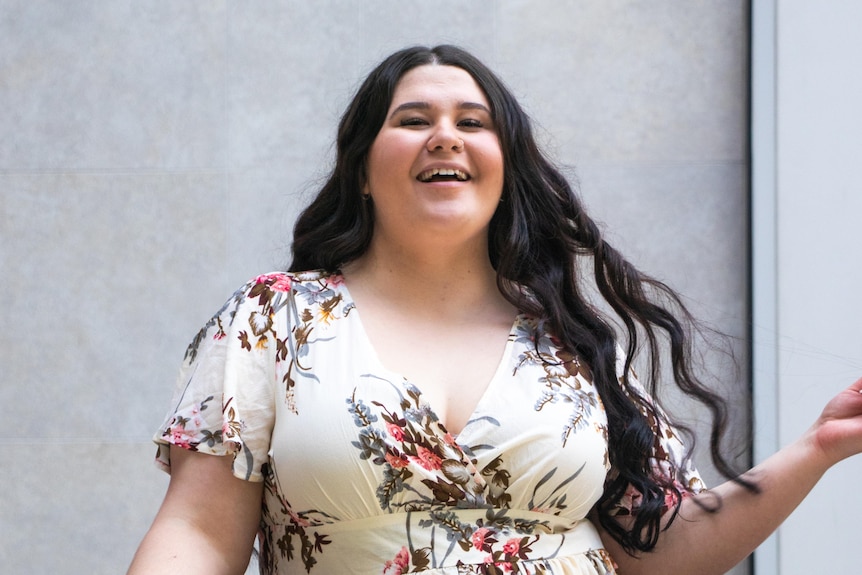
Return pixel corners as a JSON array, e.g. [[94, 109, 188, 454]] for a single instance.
[[262, 508, 613, 574]]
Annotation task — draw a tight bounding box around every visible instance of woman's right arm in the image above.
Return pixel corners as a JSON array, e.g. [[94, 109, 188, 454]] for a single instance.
[[596, 377, 862, 575], [127, 446, 264, 575]]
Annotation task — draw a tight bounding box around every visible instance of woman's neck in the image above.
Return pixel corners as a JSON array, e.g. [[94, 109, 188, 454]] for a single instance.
[[341, 236, 507, 320]]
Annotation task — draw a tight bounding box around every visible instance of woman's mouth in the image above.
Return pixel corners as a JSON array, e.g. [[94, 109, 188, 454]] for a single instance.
[[417, 168, 470, 182]]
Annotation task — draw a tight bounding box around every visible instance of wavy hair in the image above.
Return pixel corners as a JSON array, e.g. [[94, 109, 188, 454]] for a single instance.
[[290, 44, 755, 553]]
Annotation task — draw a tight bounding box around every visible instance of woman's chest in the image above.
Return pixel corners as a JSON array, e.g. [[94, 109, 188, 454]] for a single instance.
[[266, 311, 611, 523]]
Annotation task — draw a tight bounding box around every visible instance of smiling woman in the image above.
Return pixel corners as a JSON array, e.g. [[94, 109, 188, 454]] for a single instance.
[[127, 45, 862, 575], [362, 64, 505, 252]]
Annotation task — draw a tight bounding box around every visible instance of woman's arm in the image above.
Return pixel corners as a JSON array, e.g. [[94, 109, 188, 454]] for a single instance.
[[598, 377, 862, 575], [127, 447, 263, 575]]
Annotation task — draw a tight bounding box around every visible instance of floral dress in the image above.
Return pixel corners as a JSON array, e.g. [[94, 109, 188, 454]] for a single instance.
[[154, 270, 704, 574]]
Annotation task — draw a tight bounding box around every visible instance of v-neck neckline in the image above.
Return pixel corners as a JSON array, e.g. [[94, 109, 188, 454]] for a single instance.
[[338, 280, 521, 440]]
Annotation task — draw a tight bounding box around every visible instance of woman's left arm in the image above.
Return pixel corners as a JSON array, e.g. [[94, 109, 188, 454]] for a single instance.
[[597, 376, 862, 575]]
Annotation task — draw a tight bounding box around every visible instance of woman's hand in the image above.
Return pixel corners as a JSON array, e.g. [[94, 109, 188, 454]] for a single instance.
[[806, 376, 862, 467]]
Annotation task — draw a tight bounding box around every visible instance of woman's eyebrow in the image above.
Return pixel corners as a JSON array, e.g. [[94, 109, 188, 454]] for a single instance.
[[389, 101, 430, 118], [459, 102, 491, 114], [388, 101, 491, 119]]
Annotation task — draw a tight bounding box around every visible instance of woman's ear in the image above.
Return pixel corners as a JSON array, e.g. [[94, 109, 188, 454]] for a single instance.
[[359, 164, 369, 198]]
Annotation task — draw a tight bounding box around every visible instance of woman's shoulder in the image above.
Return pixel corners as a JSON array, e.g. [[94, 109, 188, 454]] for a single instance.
[[182, 270, 346, 364], [247, 269, 347, 303], [241, 270, 352, 326], [248, 269, 343, 291], [222, 269, 349, 322]]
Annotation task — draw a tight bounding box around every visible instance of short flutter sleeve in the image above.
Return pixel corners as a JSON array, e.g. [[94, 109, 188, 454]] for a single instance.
[[606, 346, 706, 517], [153, 275, 282, 482]]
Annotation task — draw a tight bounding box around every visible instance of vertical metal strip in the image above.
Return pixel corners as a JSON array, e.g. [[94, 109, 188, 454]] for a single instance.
[[751, 0, 779, 573]]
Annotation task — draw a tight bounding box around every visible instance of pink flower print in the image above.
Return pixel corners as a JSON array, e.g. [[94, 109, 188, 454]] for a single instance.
[[386, 422, 405, 442], [325, 274, 344, 288], [502, 538, 520, 556], [443, 432, 457, 446], [663, 481, 691, 511], [382, 546, 409, 574], [213, 317, 227, 340], [394, 547, 409, 567], [169, 426, 193, 449], [385, 452, 409, 469], [471, 527, 490, 550], [270, 275, 292, 292], [484, 559, 512, 572], [255, 273, 292, 292], [613, 483, 644, 515], [412, 445, 442, 471]]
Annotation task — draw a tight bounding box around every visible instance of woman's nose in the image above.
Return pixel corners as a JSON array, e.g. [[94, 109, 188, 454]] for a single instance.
[[426, 122, 464, 152]]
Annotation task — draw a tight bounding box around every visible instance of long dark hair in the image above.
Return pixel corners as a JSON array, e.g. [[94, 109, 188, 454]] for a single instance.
[[290, 45, 755, 553]]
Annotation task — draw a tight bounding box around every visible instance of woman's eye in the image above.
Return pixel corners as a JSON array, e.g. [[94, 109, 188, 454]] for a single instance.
[[458, 118, 484, 129], [399, 117, 428, 127]]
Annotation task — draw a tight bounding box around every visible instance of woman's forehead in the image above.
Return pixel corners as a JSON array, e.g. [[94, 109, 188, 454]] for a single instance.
[[390, 65, 489, 108]]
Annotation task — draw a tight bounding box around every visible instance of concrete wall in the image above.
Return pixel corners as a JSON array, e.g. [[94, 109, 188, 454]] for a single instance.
[[0, 2, 751, 573], [752, 1, 862, 573]]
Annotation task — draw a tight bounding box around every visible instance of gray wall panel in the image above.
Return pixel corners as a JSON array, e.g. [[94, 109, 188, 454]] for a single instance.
[[496, 1, 748, 163], [1, 173, 231, 439], [0, 1, 228, 170], [0, 443, 169, 574]]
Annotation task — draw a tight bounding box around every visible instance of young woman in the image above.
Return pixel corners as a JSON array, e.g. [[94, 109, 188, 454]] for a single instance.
[[128, 45, 862, 575]]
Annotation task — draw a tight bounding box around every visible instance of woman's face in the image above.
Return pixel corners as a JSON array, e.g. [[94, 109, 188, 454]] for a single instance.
[[364, 64, 504, 251]]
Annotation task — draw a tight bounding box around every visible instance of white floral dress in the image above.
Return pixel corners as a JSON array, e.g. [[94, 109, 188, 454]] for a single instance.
[[154, 270, 703, 574]]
